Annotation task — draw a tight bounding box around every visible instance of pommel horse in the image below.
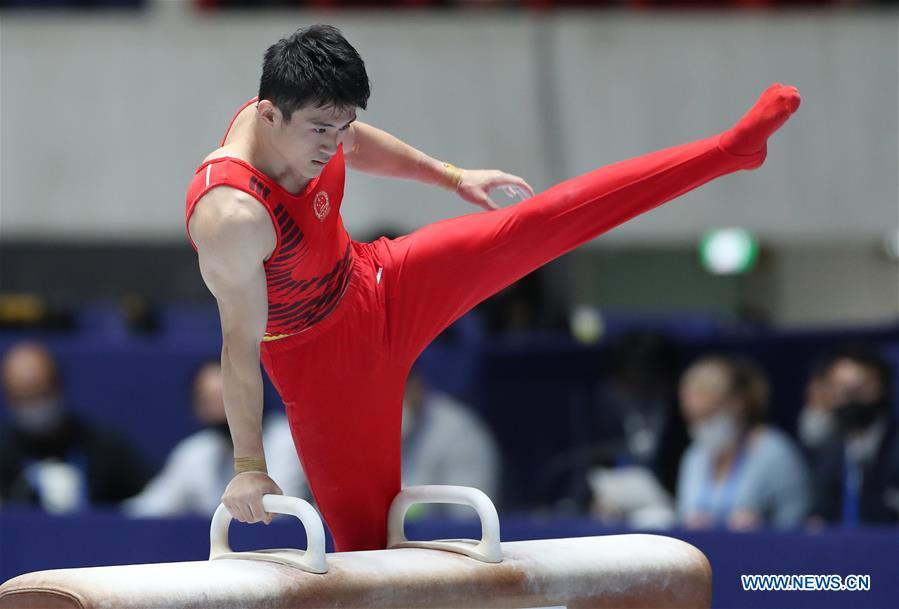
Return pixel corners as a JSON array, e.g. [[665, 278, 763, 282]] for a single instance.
[[0, 486, 712, 608]]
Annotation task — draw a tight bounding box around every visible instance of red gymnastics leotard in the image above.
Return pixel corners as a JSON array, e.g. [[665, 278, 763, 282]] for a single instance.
[[186, 84, 800, 551]]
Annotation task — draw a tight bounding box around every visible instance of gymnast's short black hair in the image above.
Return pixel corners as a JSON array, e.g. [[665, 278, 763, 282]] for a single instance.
[[259, 24, 370, 122]]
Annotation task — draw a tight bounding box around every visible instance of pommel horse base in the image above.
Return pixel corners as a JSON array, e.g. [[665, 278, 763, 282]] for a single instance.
[[0, 485, 712, 608]]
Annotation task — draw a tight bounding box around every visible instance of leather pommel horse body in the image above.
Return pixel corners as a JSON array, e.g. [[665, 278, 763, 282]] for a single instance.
[[0, 486, 712, 609]]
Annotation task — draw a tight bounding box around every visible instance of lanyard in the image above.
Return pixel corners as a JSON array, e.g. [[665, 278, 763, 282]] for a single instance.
[[696, 440, 749, 525]]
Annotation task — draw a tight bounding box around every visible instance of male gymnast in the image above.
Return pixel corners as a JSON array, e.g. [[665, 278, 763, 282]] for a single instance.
[[185, 24, 800, 552]]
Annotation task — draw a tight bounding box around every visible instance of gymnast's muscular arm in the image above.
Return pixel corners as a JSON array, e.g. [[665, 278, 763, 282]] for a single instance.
[[342, 121, 534, 211], [188, 187, 282, 525]]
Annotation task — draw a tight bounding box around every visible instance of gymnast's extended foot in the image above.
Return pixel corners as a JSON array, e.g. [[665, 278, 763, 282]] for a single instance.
[[719, 83, 801, 164]]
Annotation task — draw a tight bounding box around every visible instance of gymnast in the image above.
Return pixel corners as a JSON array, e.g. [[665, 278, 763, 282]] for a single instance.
[[184, 23, 800, 552]]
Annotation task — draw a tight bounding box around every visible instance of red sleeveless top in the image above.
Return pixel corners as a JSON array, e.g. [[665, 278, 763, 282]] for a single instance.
[[185, 97, 353, 342]]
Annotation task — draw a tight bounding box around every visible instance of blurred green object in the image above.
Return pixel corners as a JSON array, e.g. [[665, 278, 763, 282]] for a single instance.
[[699, 228, 758, 275], [404, 503, 428, 520]]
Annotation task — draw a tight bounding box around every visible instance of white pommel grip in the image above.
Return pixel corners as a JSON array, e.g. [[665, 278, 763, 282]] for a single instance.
[[209, 494, 328, 574], [387, 485, 503, 563]]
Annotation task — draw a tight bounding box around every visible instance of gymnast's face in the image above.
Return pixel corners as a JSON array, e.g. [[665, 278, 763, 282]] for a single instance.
[[263, 101, 356, 179]]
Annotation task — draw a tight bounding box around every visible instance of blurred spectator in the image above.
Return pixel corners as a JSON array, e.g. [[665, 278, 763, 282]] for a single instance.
[[590, 331, 688, 495], [797, 362, 837, 451], [807, 344, 899, 526], [0, 341, 151, 513], [676, 356, 810, 530], [402, 366, 500, 518], [123, 360, 307, 518]]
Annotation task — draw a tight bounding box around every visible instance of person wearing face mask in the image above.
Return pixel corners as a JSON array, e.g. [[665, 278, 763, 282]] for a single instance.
[[676, 356, 811, 530], [0, 341, 152, 512], [807, 345, 899, 526], [401, 365, 500, 519], [122, 361, 308, 518]]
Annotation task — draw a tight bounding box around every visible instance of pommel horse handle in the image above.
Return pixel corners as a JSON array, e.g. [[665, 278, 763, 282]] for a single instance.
[[209, 494, 328, 574], [387, 485, 503, 563]]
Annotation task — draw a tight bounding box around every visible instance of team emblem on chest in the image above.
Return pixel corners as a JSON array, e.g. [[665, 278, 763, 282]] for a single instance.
[[313, 191, 331, 222]]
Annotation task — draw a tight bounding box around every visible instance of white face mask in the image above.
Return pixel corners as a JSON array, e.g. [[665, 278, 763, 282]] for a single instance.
[[12, 397, 64, 435], [798, 408, 835, 448], [690, 410, 740, 456]]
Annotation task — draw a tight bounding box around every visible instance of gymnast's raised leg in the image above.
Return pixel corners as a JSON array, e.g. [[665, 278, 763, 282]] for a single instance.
[[380, 83, 800, 363]]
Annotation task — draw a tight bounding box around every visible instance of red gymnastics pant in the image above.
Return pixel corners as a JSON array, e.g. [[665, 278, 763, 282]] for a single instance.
[[259, 132, 766, 552]]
